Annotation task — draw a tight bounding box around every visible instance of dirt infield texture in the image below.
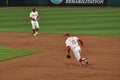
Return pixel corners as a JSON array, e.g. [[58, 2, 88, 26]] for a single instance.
[[0, 32, 120, 80]]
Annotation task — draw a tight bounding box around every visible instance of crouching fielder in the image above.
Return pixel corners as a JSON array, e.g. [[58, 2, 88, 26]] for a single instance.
[[64, 33, 88, 66], [29, 7, 39, 36]]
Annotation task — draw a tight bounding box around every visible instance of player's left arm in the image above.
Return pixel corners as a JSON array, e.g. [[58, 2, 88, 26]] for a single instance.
[[36, 12, 39, 21], [78, 38, 83, 46], [37, 15, 39, 21]]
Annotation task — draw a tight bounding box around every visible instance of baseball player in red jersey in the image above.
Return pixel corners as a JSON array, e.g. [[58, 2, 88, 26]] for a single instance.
[[29, 7, 39, 36], [64, 33, 88, 66]]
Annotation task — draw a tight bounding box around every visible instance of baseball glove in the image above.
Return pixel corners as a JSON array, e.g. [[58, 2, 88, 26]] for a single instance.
[[66, 54, 71, 59]]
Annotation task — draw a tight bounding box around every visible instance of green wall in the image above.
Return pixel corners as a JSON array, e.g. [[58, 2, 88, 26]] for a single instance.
[[0, 0, 120, 6], [0, 0, 48, 6], [107, 0, 120, 6], [26, 0, 48, 6]]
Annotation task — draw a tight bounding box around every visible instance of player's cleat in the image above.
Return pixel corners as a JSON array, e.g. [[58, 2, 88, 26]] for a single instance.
[[33, 33, 37, 36], [80, 57, 88, 67], [33, 32, 38, 36], [85, 60, 88, 65], [84, 57, 88, 64], [80, 61, 84, 66], [80, 62, 83, 66], [35, 32, 38, 35]]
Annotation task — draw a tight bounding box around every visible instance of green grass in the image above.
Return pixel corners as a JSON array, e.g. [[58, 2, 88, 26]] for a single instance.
[[0, 7, 120, 36], [0, 46, 40, 62]]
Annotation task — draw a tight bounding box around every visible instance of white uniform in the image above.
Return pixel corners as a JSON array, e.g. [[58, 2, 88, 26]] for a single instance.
[[29, 11, 39, 29], [65, 36, 81, 61]]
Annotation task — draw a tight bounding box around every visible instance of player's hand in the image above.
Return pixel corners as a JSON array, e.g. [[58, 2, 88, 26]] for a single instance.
[[32, 18, 36, 21], [37, 18, 39, 21], [66, 54, 71, 59]]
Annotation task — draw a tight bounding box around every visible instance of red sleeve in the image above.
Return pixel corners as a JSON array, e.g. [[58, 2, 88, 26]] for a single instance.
[[66, 46, 71, 54], [78, 39, 83, 46]]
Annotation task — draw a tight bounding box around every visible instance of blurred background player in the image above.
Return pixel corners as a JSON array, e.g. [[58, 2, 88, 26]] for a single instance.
[[29, 7, 39, 36], [64, 33, 88, 66]]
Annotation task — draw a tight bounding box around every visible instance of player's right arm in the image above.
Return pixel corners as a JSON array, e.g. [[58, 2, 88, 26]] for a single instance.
[[65, 40, 71, 55], [66, 46, 71, 54], [29, 12, 35, 21], [30, 17, 35, 21], [66, 46, 71, 59]]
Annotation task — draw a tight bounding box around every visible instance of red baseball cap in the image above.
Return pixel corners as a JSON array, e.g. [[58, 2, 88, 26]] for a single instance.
[[64, 33, 70, 37]]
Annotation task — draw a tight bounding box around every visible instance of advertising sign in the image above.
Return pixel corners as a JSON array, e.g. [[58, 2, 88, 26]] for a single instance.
[[49, 0, 107, 6]]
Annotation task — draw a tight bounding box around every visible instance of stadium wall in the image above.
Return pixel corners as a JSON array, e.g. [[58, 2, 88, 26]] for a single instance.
[[0, 0, 120, 6], [107, 0, 120, 6], [0, 0, 48, 6]]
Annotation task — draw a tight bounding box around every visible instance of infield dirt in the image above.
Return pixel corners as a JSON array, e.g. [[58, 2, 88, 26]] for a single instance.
[[0, 32, 120, 80]]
